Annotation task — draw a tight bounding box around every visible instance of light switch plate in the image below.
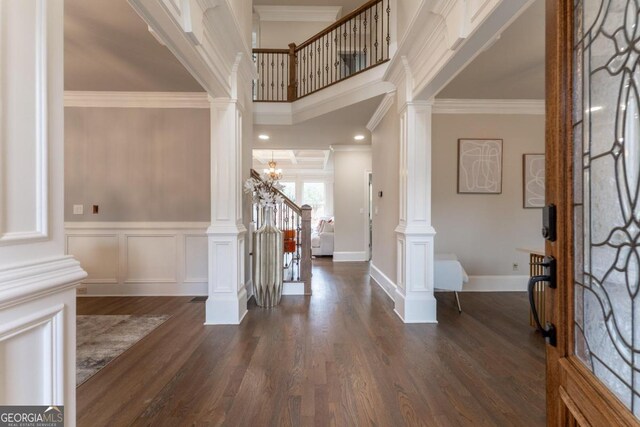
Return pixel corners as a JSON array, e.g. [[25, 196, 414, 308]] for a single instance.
[[73, 204, 83, 215]]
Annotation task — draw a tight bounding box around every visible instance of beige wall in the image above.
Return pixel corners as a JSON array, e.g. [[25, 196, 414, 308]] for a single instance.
[[432, 113, 545, 276], [371, 107, 545, 281], [371, 99, 399, 281], [333, 149, 372, 256], [259, 21, 329, 47], [65, 107, 210, 222]]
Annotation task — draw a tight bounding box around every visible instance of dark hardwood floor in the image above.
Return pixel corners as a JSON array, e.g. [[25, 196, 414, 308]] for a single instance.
[[76, 259, 545, 426]]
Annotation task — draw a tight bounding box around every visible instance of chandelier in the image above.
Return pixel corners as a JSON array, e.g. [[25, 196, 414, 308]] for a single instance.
[[263, 152, 282, 180]]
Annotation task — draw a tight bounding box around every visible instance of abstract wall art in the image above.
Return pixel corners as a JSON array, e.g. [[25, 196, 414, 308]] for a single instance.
[[457, 139, 503, 194], [523, 153, 545, 208]]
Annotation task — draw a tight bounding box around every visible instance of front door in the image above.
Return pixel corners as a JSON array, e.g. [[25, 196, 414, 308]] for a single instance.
[[546, 0, 640, 425]]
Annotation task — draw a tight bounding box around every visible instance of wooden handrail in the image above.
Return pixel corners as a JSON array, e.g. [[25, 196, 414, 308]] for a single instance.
[[253, 48, 290, 54], [250, 169, 301, 214], [296, 0, 382, 50]]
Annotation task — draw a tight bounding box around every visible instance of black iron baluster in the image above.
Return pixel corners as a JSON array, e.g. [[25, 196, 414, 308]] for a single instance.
[[374, 2, 379, 63], [386, 0, 391, 59]]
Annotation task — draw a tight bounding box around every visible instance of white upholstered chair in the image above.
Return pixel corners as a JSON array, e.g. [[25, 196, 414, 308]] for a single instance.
[[434, 253, 469, 313]]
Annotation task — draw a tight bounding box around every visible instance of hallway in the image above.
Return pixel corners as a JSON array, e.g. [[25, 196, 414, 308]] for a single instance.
[[77, 259, 545, 426]]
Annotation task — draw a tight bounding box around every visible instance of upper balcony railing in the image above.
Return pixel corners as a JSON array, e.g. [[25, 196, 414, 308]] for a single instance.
[[253, 0, 391, 102]]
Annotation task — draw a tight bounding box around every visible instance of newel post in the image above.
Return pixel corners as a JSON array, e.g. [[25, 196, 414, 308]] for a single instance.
[[287, 43, 297, 102], [300, 204, 312, 294]]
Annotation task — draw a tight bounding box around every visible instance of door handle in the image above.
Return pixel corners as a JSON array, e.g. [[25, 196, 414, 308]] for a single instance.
[[528, 256, 557, 347]]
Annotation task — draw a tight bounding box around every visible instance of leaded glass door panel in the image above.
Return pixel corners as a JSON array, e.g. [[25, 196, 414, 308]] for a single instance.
[[546, 0, 640, 425]]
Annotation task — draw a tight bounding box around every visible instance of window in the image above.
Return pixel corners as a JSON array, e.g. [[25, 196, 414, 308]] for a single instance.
[[302, 182, 326, 227], [280, 182, 296, 202]]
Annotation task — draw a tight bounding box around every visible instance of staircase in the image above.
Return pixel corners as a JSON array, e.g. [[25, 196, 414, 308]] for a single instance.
[[253, 0, 391, 102], [250, 169, 313, 294]]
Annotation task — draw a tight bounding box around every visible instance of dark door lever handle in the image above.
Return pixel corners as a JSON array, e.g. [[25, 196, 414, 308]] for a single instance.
[[527, 256, 557, 347]]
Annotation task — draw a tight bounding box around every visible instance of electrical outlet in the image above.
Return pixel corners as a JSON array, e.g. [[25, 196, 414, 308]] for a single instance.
[[77, 287, 87, 295], [73, 204, 83, 215], [512, 262, 519, 271]]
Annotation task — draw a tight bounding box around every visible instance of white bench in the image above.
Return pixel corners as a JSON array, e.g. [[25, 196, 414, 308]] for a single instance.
[[434, 253, 469, 313]]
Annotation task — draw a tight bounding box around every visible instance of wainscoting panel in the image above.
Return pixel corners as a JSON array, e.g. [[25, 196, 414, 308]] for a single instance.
[[125, 235, 177, 283], [65, 223, 209, 296], [0, 305, 64, 405], [184, 235, 208, 283], [67, 235, 118, 283]]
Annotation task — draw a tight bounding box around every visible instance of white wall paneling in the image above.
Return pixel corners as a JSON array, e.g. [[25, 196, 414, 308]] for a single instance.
[[65, 223, 209, 296], [206, 98, 248, 325], [0, 304, 64, 405], [0, 0, 48, 245], [0, 0, 86, 422]]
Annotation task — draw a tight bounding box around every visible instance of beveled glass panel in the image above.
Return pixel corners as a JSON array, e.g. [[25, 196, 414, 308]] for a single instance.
[[573, 0, 640, 418]]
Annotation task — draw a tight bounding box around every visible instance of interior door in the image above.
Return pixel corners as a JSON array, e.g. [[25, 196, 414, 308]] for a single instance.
[[545, 0, 640, 425]]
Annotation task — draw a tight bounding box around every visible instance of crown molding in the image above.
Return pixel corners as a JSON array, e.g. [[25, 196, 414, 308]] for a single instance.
[[254, 5, 342, 22], [330, 145, 372, 152], [64, 91, 210, 108], [432, 99, 545, 115], [366, 91, 396, 132]]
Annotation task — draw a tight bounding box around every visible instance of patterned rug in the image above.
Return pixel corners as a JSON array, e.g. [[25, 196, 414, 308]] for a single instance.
[[76, 314, 170, 386]]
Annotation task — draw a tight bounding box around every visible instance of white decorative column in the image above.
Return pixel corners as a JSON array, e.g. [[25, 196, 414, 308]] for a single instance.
[[394, 101, 437, 323], [205, 98, 248, 325], [0, 0, 86, 422]]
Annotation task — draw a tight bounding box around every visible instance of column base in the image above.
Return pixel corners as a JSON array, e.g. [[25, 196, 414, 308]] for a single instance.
[[204, 286, 248, 325], [394, 288, 438, 323]]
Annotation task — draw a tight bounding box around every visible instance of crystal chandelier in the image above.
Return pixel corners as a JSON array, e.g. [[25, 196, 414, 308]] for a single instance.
[[263, 152, 282, 180]]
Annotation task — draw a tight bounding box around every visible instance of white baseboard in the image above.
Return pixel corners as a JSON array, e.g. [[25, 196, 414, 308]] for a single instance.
[[76, 282, 207, 297], [282, 281, 305, 295], [333, 251, 368, 262], [369, 263, 396, 300], [463, 275, 529, 292]]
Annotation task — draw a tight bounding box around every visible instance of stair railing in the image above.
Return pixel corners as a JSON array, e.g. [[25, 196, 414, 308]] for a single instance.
[[250, 169, 312, 294], [253, 0, 391, 102]]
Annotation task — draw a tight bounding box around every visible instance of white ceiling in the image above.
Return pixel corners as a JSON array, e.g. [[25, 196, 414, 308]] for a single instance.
[[253, 149, 332, 173], [65, 0, 203, 91], [253, 0, 363, 15], [254, 95, 383, 149], [437, 0, 545, 100]]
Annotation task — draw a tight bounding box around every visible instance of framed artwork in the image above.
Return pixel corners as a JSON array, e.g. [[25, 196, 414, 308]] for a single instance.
[[457, 139, 503, 194], [523, 153, 545, 208]]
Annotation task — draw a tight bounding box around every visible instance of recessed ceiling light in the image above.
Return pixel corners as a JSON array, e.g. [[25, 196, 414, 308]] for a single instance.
[[258, 134, 270, 140], [354, 134, 365, 141]]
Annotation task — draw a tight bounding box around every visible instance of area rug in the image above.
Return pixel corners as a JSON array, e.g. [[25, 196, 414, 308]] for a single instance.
[[76, 314, 170, 386]]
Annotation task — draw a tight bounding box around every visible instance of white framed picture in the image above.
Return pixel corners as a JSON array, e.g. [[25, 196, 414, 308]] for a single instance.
[[523, 153, 545, 208], [457, 139, 503, 194]]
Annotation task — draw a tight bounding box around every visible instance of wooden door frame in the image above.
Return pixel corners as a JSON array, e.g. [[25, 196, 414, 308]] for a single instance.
[[546, 1, 640, 425]]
